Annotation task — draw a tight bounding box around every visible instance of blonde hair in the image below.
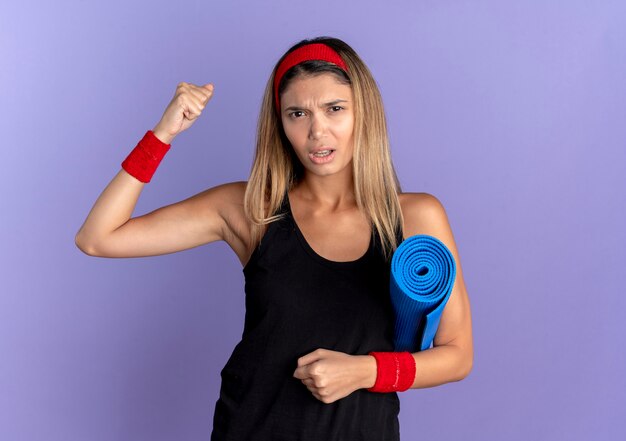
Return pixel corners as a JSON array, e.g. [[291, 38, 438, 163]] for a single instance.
[[243, 36, 404, 261]]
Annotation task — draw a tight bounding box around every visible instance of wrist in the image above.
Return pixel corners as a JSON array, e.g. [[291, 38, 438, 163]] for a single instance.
[[152, 126, 175, 145], [361, 355, 377, 389], [366, 351, 416, 393], [121, 130, 171, 183]]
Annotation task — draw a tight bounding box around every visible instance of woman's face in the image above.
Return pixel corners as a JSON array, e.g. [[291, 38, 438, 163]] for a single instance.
[[279, 73, 355, 178]]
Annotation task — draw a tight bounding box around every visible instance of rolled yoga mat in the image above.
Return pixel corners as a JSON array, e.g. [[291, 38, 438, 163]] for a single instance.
[[390, 234, 457, 352]]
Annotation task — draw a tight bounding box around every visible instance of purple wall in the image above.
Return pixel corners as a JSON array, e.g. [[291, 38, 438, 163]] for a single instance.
[[2, 1, 624, 440]]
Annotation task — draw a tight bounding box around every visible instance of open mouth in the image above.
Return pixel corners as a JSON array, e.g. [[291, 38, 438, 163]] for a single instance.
[[308, 150, 336, 163], [310, 149, 335, 157]]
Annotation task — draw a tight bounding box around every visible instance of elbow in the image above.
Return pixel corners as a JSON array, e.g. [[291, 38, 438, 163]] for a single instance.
[[455, 350, 474, 381], [75, 231, 99, 256], [458, 359, 473, 381], [444, 342, 473, 382]]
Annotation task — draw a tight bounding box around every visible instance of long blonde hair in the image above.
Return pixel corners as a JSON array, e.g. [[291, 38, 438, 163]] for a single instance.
[[243, 36, 404, 261]]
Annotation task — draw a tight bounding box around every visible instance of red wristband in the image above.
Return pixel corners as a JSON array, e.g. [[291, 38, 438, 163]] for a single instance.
[[121, 130, 171, 183], [367, 351, 416, 393]]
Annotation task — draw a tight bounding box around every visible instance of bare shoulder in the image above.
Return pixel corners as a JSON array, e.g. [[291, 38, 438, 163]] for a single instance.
[[211, 180, 247, 208], [398, 192, 449, 238], [207, 179, 249, 235], [191, 180, 247, 229]]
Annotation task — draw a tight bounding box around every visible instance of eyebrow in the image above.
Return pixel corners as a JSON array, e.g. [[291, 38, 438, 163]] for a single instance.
[[283, 99, 349, 112]]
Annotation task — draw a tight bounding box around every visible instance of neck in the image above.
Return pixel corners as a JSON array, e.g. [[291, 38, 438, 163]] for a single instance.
[[294, 168, 356, 211]]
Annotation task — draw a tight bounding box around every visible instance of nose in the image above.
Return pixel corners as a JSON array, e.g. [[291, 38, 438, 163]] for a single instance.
[[308, 112, 326, 140]]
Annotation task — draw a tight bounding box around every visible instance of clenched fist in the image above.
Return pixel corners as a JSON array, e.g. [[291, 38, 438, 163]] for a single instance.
[[293, 348, 377, 404], [152, 82, 215, 144]]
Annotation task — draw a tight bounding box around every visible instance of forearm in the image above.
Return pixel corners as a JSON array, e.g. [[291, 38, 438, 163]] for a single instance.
[[75, 169, 144, 252], [407, 344, 472, 388], [75, 128, 173, 253], [358, 344, 472, 390]]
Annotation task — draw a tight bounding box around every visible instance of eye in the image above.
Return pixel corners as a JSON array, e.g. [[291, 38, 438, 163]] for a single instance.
[[289, 111, 305, 118], [330, 106, 343, 112]]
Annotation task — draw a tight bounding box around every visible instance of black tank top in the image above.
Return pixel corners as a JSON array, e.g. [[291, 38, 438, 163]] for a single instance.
[[211, 192, 403, 441]]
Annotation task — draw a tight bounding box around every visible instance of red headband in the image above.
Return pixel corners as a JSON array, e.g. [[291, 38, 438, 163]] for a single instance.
[[273, 43, 349, 114]]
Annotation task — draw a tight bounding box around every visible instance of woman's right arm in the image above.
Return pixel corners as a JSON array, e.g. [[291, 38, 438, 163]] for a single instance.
[[74, 169, 241, 258], [75, 81, 229, 258]]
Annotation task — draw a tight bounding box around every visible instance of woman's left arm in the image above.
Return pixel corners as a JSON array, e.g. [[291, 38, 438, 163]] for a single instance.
[[396, 192, 474, 387], [293, 193, 473, 402]]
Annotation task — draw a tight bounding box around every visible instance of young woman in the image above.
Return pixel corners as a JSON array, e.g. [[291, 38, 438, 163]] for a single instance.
[[76, 36, 473, 441]]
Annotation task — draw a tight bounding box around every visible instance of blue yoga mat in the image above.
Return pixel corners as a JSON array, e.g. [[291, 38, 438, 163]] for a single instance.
[[390, 234, 457, 352]]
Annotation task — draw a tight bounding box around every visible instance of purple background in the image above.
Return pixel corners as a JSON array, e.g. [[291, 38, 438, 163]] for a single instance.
[[2, 1, 625, 440]]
